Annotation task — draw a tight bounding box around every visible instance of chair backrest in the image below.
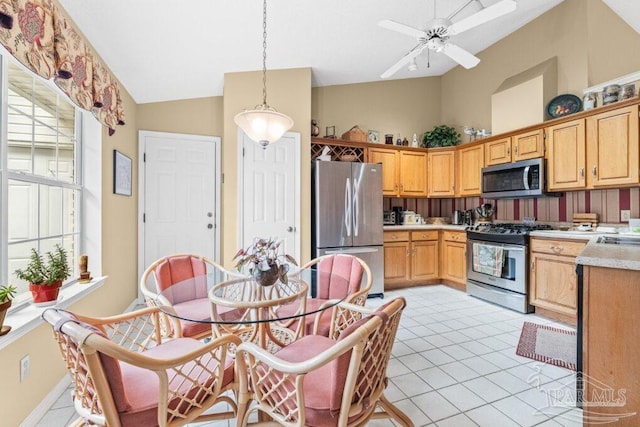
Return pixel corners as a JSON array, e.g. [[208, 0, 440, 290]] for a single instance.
[[301, 254, 372, 302]]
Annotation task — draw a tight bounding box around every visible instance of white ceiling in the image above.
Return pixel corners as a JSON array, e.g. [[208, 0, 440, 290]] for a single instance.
[[57, 0, 634, 105]]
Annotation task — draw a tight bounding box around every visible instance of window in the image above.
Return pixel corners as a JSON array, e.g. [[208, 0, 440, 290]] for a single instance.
[[3, 60, 82, 306]]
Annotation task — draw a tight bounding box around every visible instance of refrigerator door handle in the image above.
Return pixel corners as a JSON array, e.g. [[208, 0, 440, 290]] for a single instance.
[[345, 178, 351, 236], [324, 247, 379, 255], [353, 178, 359, 236]]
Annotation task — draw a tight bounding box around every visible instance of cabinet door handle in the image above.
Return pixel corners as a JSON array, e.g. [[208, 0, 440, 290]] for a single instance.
[[531, 260, 535, 271], [549, 245, 564, 253], [506, 146, 510, 155], [394, 183, 398, 191], [592, 165, 597, 177], [400, 183, 404, 191], [514, 145, 518, 154], [580, 168, 585, 178]]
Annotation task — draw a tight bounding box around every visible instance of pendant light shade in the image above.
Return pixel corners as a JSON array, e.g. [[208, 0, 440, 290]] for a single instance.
[[234, 106, 294, 148], [235, 0, 294, 149]]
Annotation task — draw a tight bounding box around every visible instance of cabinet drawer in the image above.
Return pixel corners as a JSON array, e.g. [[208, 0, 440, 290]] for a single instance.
[[530, 238, 586, 257], [442, 231, 467, 243], [411, 230, 439, 241], [384, 231, 410, 242]]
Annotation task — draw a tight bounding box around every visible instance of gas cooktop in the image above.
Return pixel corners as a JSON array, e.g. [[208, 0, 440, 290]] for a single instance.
[[466, 222, 554, 245]]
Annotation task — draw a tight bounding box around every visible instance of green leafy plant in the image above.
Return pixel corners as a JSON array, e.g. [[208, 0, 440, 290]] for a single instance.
[[421, 125, 461, 148], [14, 245, 70, 286], [233, 238, 298, 284], [0, 285, 16, 303]]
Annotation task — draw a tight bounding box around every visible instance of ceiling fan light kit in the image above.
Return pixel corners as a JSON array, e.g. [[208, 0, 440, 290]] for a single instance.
[[234, 0, 294, 149], [379, 0, 516, 78]]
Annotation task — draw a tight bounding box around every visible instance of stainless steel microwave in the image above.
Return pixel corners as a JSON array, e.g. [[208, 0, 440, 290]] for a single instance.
[[481, 158, 547, 199]]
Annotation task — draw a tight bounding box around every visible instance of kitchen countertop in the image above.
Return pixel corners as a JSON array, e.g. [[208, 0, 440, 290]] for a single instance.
[[576, 234, 640, 271], [529, 230, 600, 240], [384, 224, 468, 231]]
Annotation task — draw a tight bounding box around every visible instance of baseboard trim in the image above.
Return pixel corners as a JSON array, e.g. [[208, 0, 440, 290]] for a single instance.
[[21, 375, 71, 427]]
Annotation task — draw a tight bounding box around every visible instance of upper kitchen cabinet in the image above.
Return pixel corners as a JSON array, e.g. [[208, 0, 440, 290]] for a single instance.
[[485, 129, 545, 166], [485, 136, 512, 166], [427, 148, 456, 197], [368, 147, 428, 197], [546, 119, 586, 191], [457, 143, 484, 196], [586, 104, 639, 188]]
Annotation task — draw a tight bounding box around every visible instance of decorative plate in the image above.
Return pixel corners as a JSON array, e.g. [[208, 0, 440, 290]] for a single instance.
[[367, 130, 379, 143], [547, 94, 582, 118]]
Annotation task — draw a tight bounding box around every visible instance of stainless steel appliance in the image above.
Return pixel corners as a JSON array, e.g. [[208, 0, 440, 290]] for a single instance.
[[312, 161, 384, 297], [383, 210, 396, 225], [481, 158, 547, 199], [466, 222, 552, 313], [452, 210, 464, 225]]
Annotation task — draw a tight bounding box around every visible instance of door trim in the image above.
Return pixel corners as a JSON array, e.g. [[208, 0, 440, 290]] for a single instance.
[[137, 130, 221, 290], [237, 129, 301, 261]]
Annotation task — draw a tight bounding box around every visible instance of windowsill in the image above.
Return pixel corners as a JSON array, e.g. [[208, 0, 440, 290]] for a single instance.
[[0, 276, 107, 351]]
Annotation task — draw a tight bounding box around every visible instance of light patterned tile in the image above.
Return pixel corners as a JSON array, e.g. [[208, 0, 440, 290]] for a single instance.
[[412, 391, 459, 422], [493, 395, 552, 426], [416, 366, 458, 390], [463, 377, 510, 403], [438, 383, 485, 412], [390, 372, 432, 398], [436, 413, 478, 427], [465, 404, 520, 427]]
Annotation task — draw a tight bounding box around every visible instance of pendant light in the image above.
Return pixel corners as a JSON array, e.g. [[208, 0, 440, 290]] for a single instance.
[[234, 0, 294, 149]]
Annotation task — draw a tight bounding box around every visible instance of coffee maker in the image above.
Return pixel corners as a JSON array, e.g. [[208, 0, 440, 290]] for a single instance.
[[392, 206, 403, 224], [463, 209, 474, 226]]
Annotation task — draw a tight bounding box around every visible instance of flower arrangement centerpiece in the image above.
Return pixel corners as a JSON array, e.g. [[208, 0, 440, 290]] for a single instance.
[[233, 238, 298, 286]]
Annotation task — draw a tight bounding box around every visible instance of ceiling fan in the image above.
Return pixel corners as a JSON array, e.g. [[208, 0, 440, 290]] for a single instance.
[[379, 0, 517, 78]]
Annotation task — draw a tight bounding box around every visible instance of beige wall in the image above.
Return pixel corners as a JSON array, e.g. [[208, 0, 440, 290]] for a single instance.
[[312, 77, 441, 144], [223, 68, 312, 267], [1, 87, 139, 427], [137, 96, 224, 136]]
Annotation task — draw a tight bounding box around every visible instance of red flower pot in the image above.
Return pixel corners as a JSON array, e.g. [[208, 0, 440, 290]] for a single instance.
[[29, 281, 62, 304]]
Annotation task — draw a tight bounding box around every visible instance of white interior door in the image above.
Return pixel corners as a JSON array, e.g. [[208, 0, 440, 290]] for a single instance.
[[240, 131, 300, 263], [138, 131, 220, 284]]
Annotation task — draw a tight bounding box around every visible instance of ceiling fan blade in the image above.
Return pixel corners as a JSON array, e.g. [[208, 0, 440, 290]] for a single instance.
[[442, 43, 480, 69], [378, 19, 426, 39], [380, 44, 426, 78], [448, 0, 516, 35]]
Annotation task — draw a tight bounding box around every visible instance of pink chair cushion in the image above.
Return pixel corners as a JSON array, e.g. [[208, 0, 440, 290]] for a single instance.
[[316, 256, 363, 300], [117, 337, 234, 426], [172, 297, 212, 338], [273, 335, 353, 426], [153, 256, 207, 298]]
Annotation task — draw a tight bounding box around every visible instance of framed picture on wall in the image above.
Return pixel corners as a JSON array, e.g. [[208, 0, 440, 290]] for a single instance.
[[113, 150, 132, 196]]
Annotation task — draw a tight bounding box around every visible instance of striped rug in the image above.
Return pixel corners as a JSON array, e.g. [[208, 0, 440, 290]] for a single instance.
[[516, 321, 577, 371]]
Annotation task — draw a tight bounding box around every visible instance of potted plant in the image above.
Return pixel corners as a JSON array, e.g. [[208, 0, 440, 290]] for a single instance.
[[233, 238, 298, 286], [421, 125, 461, 148], [0, 284, 16, 336], [14, 245, 70, 304]]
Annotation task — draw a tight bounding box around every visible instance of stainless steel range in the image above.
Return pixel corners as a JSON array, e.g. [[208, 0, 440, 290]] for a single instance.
[[466, 223, 552, 313]]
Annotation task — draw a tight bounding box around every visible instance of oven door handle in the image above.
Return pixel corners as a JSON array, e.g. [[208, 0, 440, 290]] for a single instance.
[[469, 241, 525, 251], [523, 166, 530, 190]]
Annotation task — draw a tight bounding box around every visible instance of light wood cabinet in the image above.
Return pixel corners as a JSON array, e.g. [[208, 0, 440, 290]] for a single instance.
[[582, 265, 640, 426], [529, 237, 586, 324], [427, 149, 456, 197], [586, 104, 639, 188], [485, 129, 544, 167], [546, 119, 586, 191], [440, 231, 467, 287], [485, 136, 512, 166], [384, 230, 439, 287], [512, 128, 545, 161], [368, 147, 399, 196], [457, 143, 484, 196], [368, 148, 427, 197]]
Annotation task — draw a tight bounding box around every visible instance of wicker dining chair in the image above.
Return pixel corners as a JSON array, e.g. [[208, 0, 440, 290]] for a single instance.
[[280, 254, 372, 337], [43, 306, 241, 427], [235, 297, 413, 427], [140, 254, 245, 340]]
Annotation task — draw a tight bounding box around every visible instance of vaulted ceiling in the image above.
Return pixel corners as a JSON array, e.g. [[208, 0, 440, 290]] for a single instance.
[[57, 0, 638, 104]]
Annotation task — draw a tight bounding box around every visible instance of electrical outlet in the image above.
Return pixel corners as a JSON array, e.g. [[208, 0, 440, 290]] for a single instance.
[[621, 210, 631, 222], [20, 355, 30, 382]]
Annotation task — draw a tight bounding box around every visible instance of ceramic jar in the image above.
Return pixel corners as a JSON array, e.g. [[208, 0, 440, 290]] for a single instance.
[[583, 92, 597, 110]]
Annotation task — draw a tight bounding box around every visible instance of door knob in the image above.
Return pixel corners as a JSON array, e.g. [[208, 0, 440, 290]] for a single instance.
[[287, 226, 295, 232], [207, 224, 213, 229], [207, 212, 213, 217]]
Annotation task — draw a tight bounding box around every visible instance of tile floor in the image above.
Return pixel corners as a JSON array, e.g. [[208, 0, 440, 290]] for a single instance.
[[35, 285, 583, 427]]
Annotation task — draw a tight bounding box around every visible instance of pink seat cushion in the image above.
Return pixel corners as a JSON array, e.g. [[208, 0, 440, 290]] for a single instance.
[[117, 337, 234, 426], [271, 335, 352, 426], [172, 298, 212, 338], [154, 256, 207, 303], [316, 256, 363, 300]]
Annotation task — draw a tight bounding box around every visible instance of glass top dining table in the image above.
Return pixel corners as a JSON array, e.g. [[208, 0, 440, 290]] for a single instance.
[[154, 267, 347, 350]]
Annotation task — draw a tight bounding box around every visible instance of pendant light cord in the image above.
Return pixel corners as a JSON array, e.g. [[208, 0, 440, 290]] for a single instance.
[[262, 0, 268, 107]]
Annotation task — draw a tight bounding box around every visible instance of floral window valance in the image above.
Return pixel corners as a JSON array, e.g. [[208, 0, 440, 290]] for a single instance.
[[0, 0, 125, 135]]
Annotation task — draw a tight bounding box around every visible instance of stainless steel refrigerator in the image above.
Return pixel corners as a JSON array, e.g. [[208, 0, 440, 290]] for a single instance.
[[312, 161, 384, 297]]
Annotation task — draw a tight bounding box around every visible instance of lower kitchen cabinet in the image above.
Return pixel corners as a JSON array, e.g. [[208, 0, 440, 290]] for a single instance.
[[383, 230, 439, 287], [529, 237, 586, 324], [440, 230, 467, 288]]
